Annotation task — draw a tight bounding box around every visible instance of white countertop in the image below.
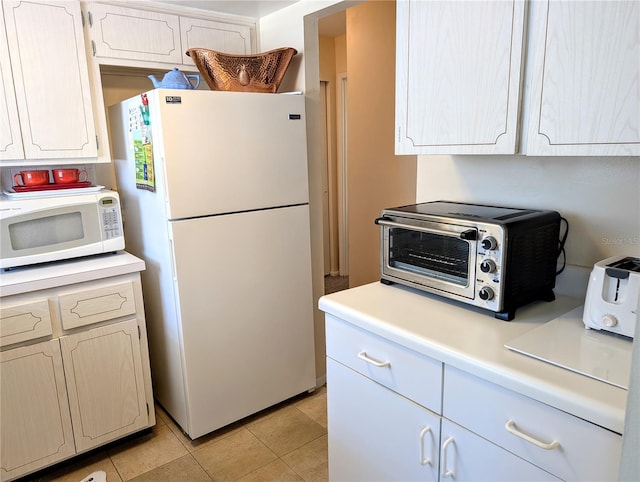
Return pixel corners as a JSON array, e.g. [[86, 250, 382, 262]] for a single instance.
[[319, 282, 628, 434], [0, 251, 145, 297]]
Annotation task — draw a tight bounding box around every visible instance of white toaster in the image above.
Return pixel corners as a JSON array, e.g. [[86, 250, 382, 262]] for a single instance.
[[583, 255, 640, 338]]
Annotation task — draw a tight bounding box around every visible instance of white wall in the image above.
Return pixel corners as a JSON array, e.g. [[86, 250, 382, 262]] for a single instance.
[[416, 155, 640, 269]]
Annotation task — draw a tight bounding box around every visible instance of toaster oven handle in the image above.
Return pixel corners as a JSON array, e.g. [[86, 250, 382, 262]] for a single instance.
[[375, 217, 477, 240]]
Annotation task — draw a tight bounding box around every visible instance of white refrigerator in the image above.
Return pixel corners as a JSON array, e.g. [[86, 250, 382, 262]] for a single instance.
[[109, 89, 316, 439]]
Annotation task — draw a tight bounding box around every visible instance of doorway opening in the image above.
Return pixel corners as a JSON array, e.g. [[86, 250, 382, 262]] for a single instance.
[[318, 9, 349, 294]]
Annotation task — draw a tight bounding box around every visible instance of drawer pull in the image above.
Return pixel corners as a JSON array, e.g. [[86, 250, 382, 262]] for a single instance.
[[419, 425, 433, 466], [441, 436, 455, 478], [505, 419, 560, 450], [357, 351, 390, 368]]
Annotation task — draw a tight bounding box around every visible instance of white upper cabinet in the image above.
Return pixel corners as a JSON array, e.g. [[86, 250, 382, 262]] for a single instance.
[[180, 17, 253, 65], [397, 0, 640, 157], [85, 2, 256, 68], [1, 1, 97, 162], [87, 3, 183, 65], [395, 0, 526, 155], [525, 0, 640, 156], [0, 7, 23, 160]]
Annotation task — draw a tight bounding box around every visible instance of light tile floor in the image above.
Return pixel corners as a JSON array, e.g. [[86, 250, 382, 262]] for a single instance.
[[25, 386, 328, 482]]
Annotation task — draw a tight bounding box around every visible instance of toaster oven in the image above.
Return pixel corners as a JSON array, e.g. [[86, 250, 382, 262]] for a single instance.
[[376, 201, 563, 320]]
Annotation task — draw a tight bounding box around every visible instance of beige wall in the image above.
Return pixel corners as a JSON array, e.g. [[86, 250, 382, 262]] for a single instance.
[[345, 1, 416, 287], [335, 35, 347, 73]]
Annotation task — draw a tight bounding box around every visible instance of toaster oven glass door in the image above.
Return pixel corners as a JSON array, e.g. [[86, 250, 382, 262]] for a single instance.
[[380, 217, 477, 299]]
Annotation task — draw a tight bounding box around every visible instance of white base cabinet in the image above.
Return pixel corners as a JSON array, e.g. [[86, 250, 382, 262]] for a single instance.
[[325, 313, 622, 482], [327, 358, 440, 482], [59, 318, 150, 453], [0, 266, 154, 482], [0, 340, 76, 479]]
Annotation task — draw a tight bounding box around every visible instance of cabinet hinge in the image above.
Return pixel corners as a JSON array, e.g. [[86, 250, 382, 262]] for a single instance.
[[146, 403, 150, 416], [138, 325, 141, 339], [91, 40, 96, 56], [81, 11, 85, 28], [95, 135, 99, 150], [88, 10, 93, 27]]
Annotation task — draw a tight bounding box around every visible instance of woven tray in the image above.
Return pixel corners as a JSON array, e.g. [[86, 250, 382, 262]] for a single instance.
[[186, 47, 297, 93]]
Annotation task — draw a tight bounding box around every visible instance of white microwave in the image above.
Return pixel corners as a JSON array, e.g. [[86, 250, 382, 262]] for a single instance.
[[0, 190, 125, 270]]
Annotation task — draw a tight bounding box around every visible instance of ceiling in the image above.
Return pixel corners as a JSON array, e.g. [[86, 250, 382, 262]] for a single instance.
[[156, 1, 300, 18], [157, 0, 346, 37]]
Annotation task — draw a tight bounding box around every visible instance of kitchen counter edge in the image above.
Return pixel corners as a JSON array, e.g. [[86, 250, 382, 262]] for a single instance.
[[0, 251, 145, 297], [319, 282, 627, 434]]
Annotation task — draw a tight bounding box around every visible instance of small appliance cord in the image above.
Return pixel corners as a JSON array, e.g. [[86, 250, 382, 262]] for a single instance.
[[556, 217, 569, 275]]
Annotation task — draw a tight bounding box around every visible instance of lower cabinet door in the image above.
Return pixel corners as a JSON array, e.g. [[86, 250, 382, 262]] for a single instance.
[[0, 340, 75, 481], [440, 419, 561, 481], [327, 358, 440, 482], [60, 318, 149, 452]]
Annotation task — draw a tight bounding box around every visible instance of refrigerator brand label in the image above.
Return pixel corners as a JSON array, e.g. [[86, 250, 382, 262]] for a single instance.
[[289, 114, 301, 120], [165, 96, 182, 104]]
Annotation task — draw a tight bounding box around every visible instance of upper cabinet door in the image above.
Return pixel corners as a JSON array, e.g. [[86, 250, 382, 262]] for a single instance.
[[0, 5, 23, 160], [526, 1, 640, 156], [180, 17, 253, 65], [395, 0, 526, 155], [87, 3, 182, 64], [3, 1, 97, 160]]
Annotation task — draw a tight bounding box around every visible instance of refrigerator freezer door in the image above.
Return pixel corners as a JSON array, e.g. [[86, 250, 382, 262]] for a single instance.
[[150, 89, 309, 220], [168, 204, 316, 438]]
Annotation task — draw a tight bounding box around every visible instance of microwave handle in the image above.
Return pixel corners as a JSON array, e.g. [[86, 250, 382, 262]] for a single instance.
[[375, 217, 477, 240]]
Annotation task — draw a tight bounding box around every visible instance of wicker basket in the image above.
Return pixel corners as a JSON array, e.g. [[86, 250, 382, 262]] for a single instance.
[[186, 47, 297, 93]]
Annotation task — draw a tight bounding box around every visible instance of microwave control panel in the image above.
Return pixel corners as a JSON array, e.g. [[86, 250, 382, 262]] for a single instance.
[[98, 195, 124, 240]]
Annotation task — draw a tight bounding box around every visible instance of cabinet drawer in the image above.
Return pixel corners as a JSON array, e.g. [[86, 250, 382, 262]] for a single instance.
[[0, 299, 53, 347], [443, 366, 622, 481], [441, 418, 560, 481], [325, 314, 443, 413], [59, 282, 136, 330]]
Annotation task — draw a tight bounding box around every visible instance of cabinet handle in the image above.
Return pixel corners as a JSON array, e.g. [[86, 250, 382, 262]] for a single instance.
[[504, 419, 560, 450], [441, 436, 455, 478], [419, 425, 433, 466], [357, 351, 390, 368]]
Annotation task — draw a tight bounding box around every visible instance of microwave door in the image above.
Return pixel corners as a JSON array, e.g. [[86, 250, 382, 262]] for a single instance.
[[379, 218, 477, 299], [0, 203, 103, 268]]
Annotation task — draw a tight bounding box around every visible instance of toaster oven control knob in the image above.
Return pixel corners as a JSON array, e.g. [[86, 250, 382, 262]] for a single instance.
[[480, 259, 497, 273], [601, 314, 618, 328], [479, 286, 495, 301], [481, 236, 498, 250]]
